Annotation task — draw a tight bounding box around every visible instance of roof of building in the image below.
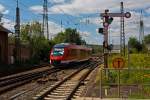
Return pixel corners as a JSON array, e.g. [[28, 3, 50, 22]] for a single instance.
[[0, 25, 12, 33]]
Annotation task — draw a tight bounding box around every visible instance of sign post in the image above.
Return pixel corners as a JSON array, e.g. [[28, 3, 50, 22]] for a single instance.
[[112, 57, 125, 97], [100, 10, 131, 71], [112, 57, 125, 69]]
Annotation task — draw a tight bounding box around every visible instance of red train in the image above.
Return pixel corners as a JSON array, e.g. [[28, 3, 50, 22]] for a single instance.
[[50, 43, 92, 66]]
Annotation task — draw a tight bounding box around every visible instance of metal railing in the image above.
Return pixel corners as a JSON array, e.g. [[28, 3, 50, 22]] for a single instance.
[[99, 68, 150, 99]]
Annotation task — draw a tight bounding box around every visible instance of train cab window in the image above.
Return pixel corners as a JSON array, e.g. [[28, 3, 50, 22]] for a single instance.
[[52, 48, 64, 56]]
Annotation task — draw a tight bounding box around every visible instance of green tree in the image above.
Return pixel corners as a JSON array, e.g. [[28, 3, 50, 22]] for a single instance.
[[128, 37, 138, 48], [144, 34, 150, 44], [20, 24, 30, 42], [53, 28, 86, 45], [20, 22, 42, 42], [20, 21, 54, 63], [128, 37, 143, 53], [53, 32, 65, 43], [8, 33, 15, 44]]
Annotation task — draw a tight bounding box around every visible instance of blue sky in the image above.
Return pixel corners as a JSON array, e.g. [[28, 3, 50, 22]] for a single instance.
[[0, 0, 150, 45]]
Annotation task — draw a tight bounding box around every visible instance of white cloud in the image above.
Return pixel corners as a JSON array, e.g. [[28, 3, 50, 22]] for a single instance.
[[3, 10, 9, 14], [48, 0, 150, 15], [48, 22, 91, 41], [29, 0, 118, 15], [1, 18, 15, 31], [30, 0, 150, 15], [80, 17, 101, 25], [48, 0, 65, 4], [0, 4, 9, 14], [79, 31, 90, 37], [48, 21, 64, 39], [0, 4, 5, 13], [108, 11, 150, 44], [1, 18, 64, 39], [146, 8, 150, 14], [29, 5, 43, 14], [124, 0, 150, 10], [28, 0, 150, 44]]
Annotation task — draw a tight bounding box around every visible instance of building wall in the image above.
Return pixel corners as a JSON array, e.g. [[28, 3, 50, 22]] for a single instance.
[[0, 31, 8, 64], [0, 30, 30, 64], [8, 44, 30, 64]]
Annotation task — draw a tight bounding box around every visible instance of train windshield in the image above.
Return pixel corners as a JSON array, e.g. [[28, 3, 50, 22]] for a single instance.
[[52, 48, 64, 56]]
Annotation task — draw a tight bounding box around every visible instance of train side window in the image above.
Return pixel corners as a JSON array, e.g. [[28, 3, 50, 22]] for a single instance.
[[72, 49, 75, 56]]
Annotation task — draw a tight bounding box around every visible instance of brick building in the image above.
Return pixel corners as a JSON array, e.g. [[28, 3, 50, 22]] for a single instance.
[[8, 43, 30, 64], [0, 25, 30, 64], [0, 25, 11, 64]]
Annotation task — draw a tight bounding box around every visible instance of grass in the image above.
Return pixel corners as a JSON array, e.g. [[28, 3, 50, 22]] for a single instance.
[[108, 53, 150, 68], [96, 53, 150, 98]]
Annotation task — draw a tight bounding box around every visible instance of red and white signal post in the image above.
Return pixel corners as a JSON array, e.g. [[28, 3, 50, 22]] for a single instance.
[[100, 9, 131, 69]]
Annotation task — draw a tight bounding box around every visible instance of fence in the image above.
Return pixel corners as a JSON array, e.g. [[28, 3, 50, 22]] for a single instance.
[[99, 68, 150, 99]]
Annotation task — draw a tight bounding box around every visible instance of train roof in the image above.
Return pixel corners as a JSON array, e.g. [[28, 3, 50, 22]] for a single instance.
[[54, 43, 71, 48], [53, 43, 92, 50]]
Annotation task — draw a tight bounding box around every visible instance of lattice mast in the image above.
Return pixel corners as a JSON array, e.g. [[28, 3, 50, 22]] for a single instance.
[[120, 2, 125, 56], [43, 0, 49, 39], [14, 0, 21, 62], [139, 10, 144, 44]]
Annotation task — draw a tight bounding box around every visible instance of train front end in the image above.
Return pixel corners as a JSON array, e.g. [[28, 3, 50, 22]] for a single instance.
[[50, 45, 65, 66]]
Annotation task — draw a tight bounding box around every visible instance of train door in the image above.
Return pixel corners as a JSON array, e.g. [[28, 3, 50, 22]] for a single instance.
[[77, 49, 80, 61]]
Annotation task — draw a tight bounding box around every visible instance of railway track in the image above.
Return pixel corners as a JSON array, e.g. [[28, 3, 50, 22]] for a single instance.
[[0, 67, 61, 94], [33, 61, 100, 100], [0, 64, 50, 81]]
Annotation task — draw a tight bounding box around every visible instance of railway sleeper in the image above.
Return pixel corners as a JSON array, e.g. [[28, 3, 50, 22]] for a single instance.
[[55, 88, 73, 91], [46, 95, 67, 98], [60, 84, 76, 87], [73, 94, 81, 98], [74, 90, 82, 95], [44, 97, 64, 100], [73, 95, 80, 98], [60, 83, 75, 85], [50, 92, 70, 95], [59, 85, 76, 88], [53, 90, 72, 93]]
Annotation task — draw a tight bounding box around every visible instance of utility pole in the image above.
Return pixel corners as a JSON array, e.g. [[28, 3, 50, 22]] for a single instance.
[[43, 0, 49, 39], [0, 13, 3, 25], [103, 9, 109, 70], [120, 2, 125, 56], [61, 20, 62, 32], [100, 9, 114, 70], [14, 0, 21, 63], [139, 10, 144, 44]]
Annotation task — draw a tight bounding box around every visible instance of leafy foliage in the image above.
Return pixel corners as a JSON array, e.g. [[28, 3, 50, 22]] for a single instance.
[[53, 28, 86, 45], [144, 34, 150, 44], [11, 23, 87, 64], [20, 21, 53, 63], [128, 37, 143, 53]]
